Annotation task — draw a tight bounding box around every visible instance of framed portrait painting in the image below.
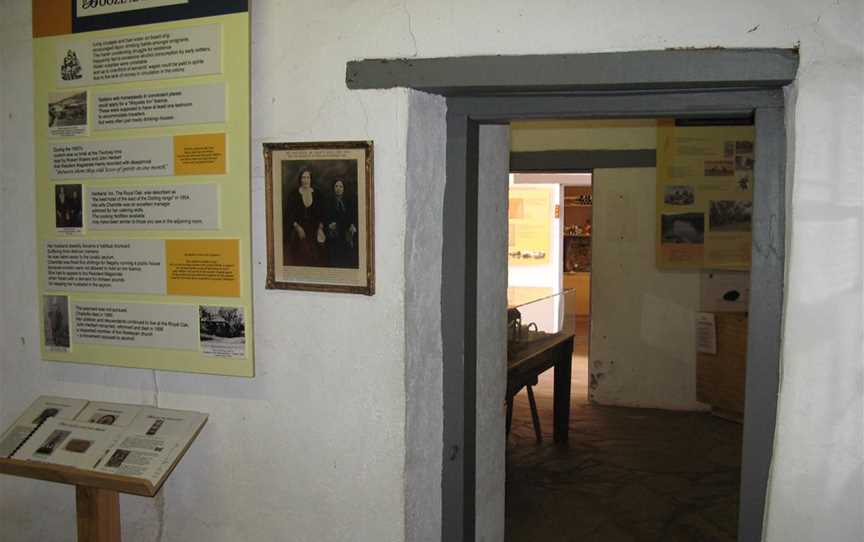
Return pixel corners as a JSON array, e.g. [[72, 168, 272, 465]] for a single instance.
[[264, 141, 374, 295]]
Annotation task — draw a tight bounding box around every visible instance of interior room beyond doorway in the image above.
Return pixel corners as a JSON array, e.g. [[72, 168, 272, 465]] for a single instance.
[[504, 118, 752, 542]]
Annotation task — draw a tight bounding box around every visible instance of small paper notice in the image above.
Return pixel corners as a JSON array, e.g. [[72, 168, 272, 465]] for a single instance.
[[696, 312, 717, 355], [72, 301, 198, 351], [95, 84, 225, 130], [57, 25, 221, 88], [44, 239, 166, 294], [87, 184, 219, 231]]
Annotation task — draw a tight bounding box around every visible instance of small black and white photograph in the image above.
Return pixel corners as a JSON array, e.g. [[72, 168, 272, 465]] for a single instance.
[[48, 91, 88, 137], [736, 172, 752, 191], [146, 419, 164, 436], [704, 160, 734, 177], [32, 408, 59, 425], [106, 449, 130, 468], [43, 295, 70, 351], [64, 439, 93, 454], [735, 140, 754, 154], [55, 184, 83, 230], [661, 213, 705, 244], [60, 49, 84, 81], [709, 200, 753, 232], [735, 155, 754, 171], [663, 185, 696, 205], [90, 414, 117, 426], [35, 429, 70, 456], [199, 305, 246, 359]]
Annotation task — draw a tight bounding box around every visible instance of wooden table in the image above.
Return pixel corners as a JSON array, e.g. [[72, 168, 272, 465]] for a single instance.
[[507, 330, 575, 444]]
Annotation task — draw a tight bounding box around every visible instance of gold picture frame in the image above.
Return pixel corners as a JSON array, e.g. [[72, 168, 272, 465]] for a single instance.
[[264, 141, 374, 295]]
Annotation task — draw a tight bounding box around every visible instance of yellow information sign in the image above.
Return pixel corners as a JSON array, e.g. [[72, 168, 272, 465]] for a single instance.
[[166, 240, 240, 297], [174, 133, 227, 176], [508, 186, 552, 266], [34, 0, 253, 376], [656, 120, 754, 270]]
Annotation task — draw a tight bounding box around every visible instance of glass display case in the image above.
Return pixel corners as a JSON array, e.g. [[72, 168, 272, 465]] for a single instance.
[[506, 288, 577, 347]]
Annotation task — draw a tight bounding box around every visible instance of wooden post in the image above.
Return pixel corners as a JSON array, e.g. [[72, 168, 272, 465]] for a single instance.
[[76, 486, 121, 542]]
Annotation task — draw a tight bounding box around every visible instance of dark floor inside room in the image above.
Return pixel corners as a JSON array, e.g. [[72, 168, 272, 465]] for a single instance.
[[505, 321, 742, 542]]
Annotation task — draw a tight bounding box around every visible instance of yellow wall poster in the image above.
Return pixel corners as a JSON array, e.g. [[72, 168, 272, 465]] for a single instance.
[[656, 120, 754, 270], [34, 1, 253, 376], [508, 186, 552, 266]]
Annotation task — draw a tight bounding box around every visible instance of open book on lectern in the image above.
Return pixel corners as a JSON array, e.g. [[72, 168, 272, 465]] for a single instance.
[[0, 396, 207, 486]]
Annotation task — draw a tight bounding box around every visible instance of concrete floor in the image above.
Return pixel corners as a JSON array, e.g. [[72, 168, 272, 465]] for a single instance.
[[506, 320, 742, 542]]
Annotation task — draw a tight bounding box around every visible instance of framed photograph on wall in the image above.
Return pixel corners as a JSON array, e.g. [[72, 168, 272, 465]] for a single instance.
[[264, 141, 374, 295]]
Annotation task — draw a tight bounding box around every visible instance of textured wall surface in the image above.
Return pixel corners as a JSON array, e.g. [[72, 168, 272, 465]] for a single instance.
[[404, 89, 446, 542], [475, 125, 510, 542], [2, 3, 410, 542], [591, 168, 705, 410], [2, 0, 863, 541]]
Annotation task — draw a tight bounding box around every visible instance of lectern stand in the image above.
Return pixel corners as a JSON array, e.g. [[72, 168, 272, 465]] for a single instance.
[[0, 407, 206, 542]]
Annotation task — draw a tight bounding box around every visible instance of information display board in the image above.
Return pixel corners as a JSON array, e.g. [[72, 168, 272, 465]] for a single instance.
[[508, 186, 552, 265], [33, 0, 253, 376], [656, 120, 754, 269]]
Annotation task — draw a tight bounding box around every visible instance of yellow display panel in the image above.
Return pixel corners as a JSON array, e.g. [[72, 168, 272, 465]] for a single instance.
[[656, 120, 754, 270], [508, 186, 552, 266], [174, 133, 227, 176], [166, 239, 240, 297], [34, 3, 253, 376]]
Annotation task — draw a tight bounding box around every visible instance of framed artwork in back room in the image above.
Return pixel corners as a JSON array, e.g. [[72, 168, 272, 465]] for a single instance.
[[264, 141, 374, 295]]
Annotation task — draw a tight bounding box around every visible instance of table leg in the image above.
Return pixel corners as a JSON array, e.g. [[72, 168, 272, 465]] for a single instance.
[[76, 486, 121, 542], [526, 385, 542, 443], [553, 337, 574, 444]]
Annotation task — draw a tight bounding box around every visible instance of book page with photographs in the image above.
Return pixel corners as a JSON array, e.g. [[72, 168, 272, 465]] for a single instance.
[[12, 418, 121, 469], [0, 396, 88, 457], [95, 407, 207, 484], [96, 436, 183, 484]]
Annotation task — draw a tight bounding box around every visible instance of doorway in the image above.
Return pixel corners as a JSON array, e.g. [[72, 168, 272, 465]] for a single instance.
[[453, 103, 784, 542], [504, 119, 754, 540], [348, 48, 796, 542]]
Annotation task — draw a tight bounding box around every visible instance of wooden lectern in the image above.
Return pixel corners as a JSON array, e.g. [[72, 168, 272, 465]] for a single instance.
[[0, 420, 205, 542]]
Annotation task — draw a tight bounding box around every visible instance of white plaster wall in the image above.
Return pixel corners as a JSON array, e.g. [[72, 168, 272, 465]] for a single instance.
[[2, 2, 411, 541], [1, 1, 862, 541], [590, 168, 706, 410], [404, 90, 446, 542]]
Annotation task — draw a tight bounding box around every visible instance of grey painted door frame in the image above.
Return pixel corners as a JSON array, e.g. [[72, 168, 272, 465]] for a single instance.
[[445, 92, 787, 542], [348, 49, 797, 542]]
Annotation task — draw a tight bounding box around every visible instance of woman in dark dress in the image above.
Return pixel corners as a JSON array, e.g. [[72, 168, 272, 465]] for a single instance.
[[324, 179, 358, 268], [284, 168, 326, 266]]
